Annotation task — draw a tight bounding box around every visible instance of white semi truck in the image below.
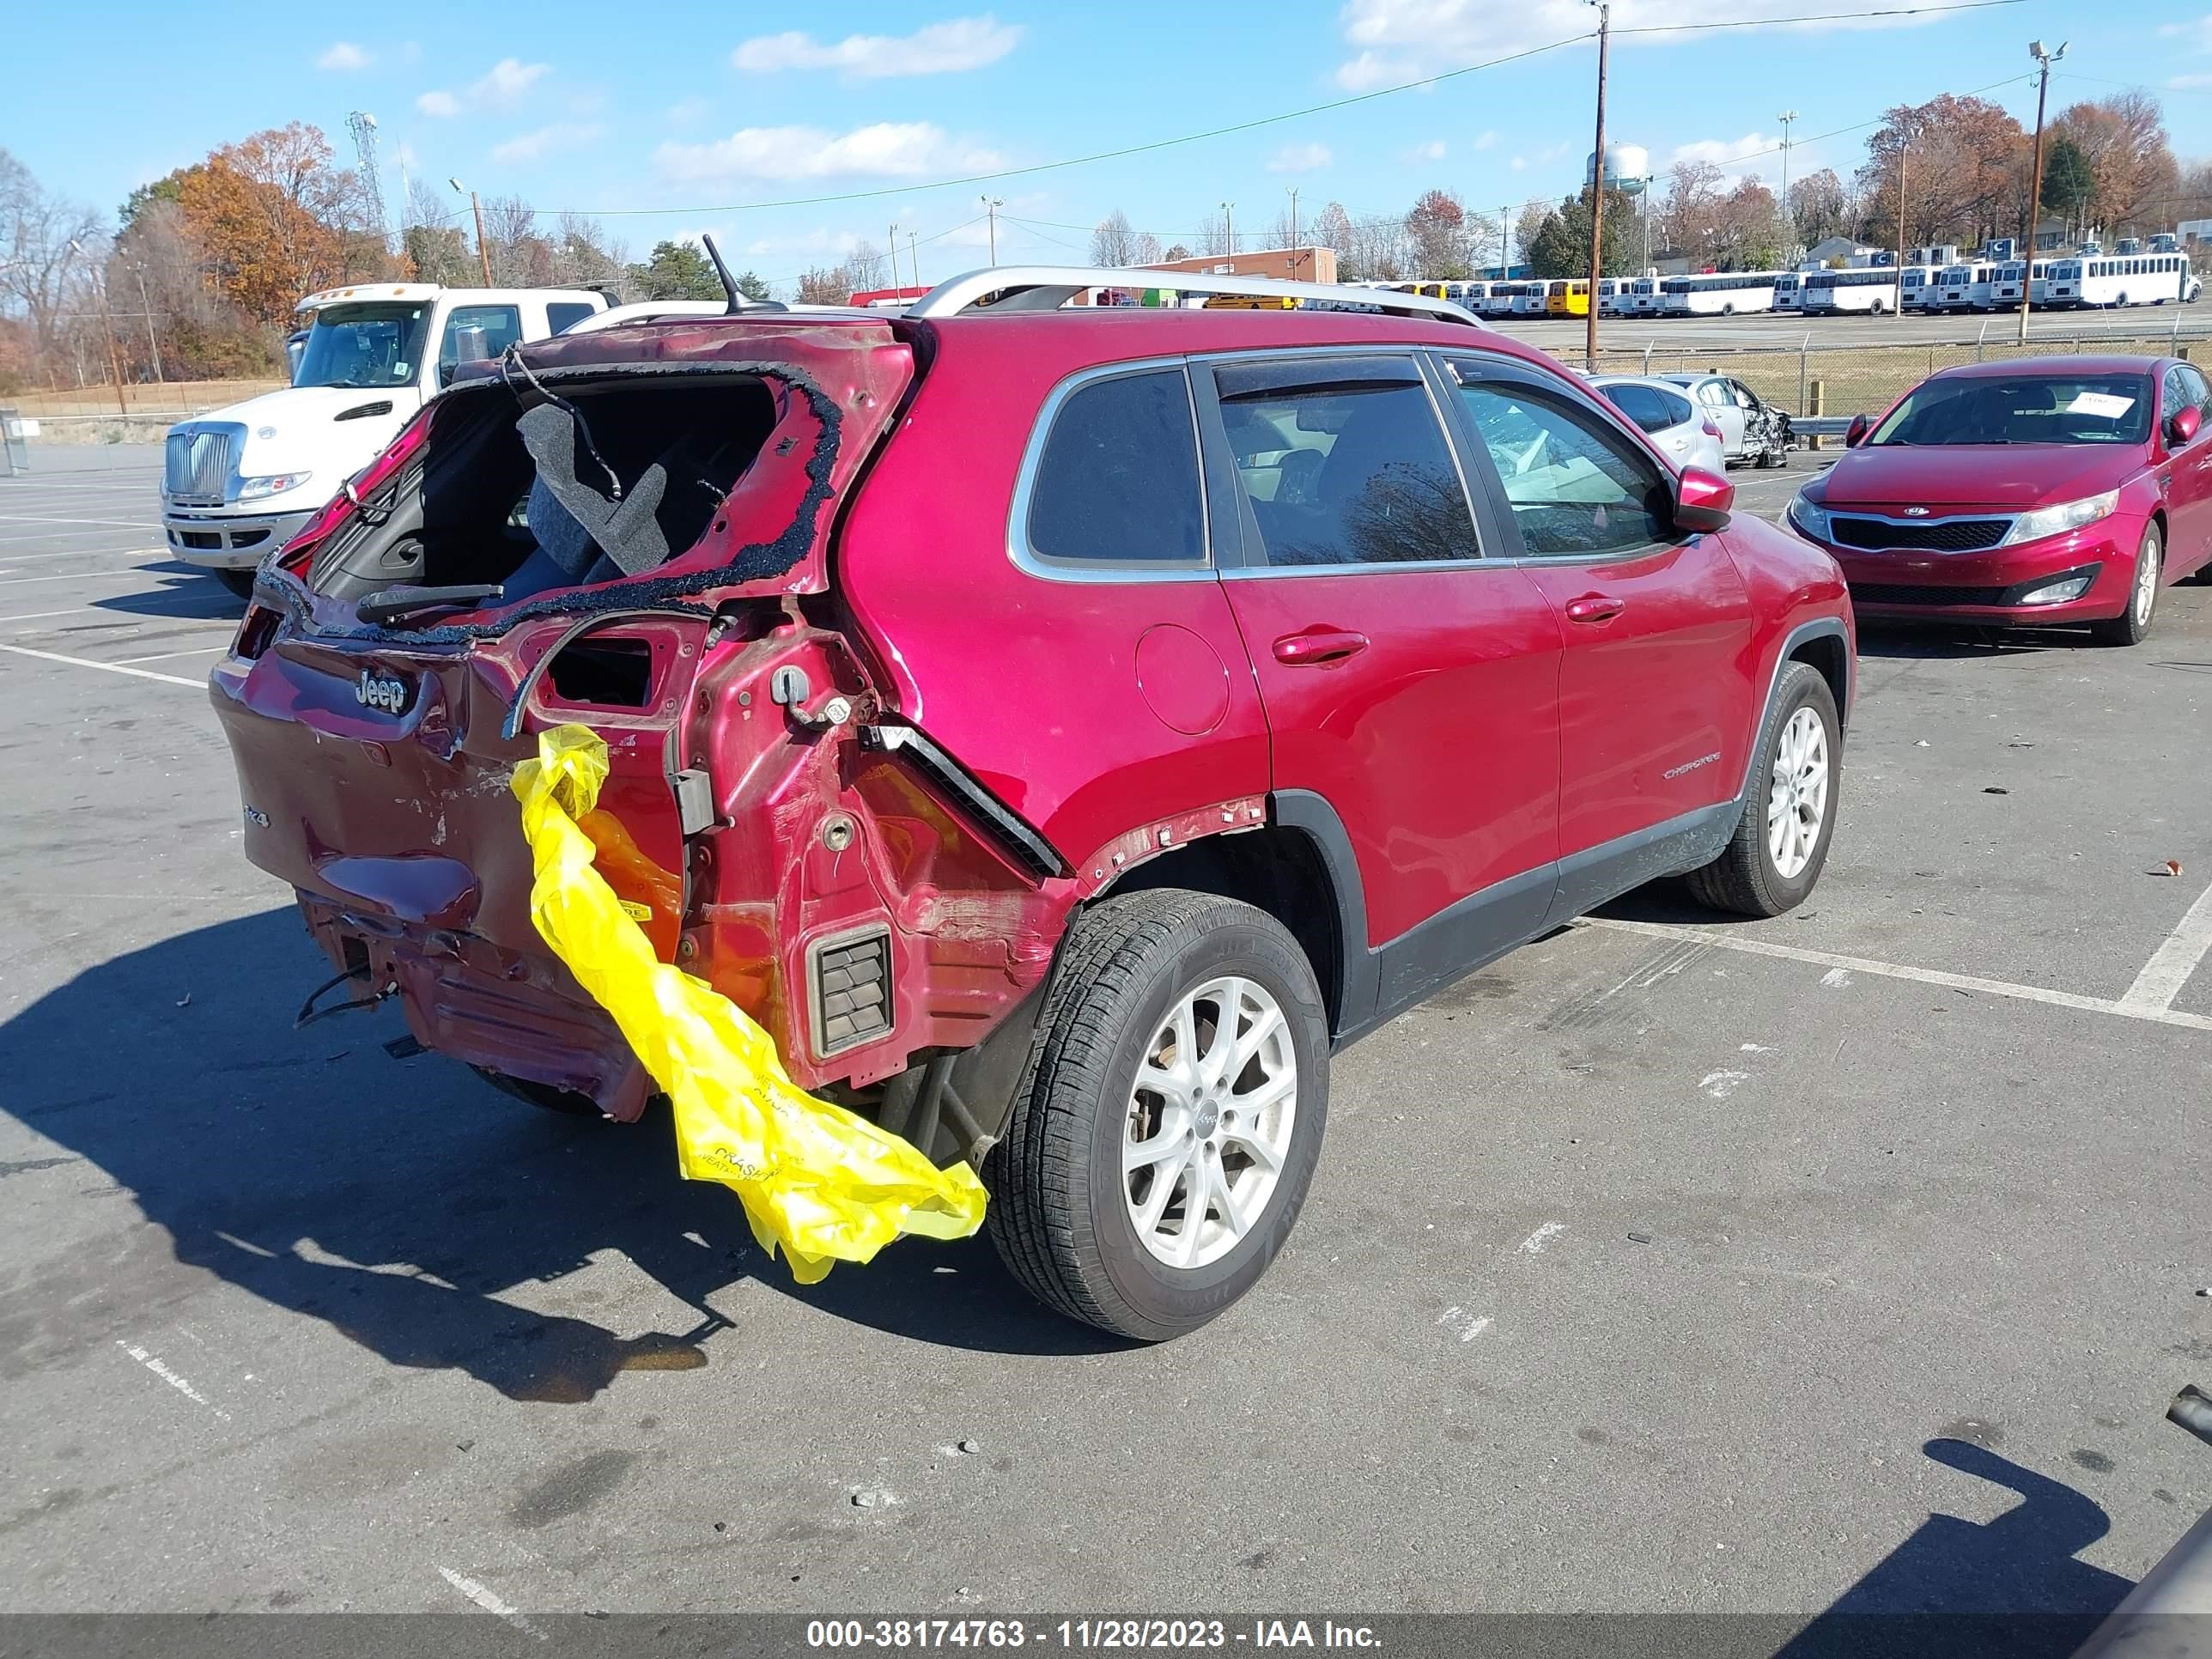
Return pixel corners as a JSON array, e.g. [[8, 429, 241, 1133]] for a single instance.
[[161, 283, 608, 596]]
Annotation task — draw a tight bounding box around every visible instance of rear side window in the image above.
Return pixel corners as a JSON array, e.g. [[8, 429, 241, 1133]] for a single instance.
[[1214, 368, 1480, 567], [547, 301, 597, 334], [1028, 369, 1205, 565], [1602, 383, 1676, 434]]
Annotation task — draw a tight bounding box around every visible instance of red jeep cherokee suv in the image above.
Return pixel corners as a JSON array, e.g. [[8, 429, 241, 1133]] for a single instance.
[[212, 270, 1854, 1340]]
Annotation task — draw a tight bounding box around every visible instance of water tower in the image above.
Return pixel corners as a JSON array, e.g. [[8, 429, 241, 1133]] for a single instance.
[[1587, 143, 1650, 195]]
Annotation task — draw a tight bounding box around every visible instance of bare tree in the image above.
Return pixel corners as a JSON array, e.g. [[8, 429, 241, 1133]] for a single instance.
[[1128, 229, 1163, 265], [0, 149, 105, 367], [842, 238, 889, 294], [1512, 201, 1553, 270], [1090, 209, 1137, 265], [1202, 209, 1237, 258]]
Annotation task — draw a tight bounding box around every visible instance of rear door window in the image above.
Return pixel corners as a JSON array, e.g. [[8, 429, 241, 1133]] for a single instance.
[[1211, 358, 1480, 567], [1025, 368, 1206, 567], [439, 305, 523, 378], [1602, 383, 1672, 434], [546, 301, 597, 334]]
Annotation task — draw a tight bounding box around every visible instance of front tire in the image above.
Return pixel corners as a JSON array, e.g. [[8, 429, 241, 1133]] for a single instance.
[[988, 890, 1329, 1342], [1686, 662, 1840, 918], [2092, 521, 2163, 647]]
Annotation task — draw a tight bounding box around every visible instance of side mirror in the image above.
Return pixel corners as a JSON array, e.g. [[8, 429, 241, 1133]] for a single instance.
[[2169, 404, 2202, 447], [1674, 465, 1735, 533], [1844, 413, 1871, 447]]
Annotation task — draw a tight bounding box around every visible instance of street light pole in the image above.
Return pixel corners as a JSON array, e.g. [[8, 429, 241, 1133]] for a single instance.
[[1286, 186, 1301, 278], [1584, 0, 1610, 370], [981, 196, 1002, 265], [1778, 111, 1798, 200], [1220, 201, 1235, 258], [1895, 137, 1909, 317], [2020, 39, 2068, 343]]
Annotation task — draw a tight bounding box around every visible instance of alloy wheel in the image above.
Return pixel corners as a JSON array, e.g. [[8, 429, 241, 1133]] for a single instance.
[[1122, 976, 1298, 1270], [2134, 533, 2160, 629], [1766, 706, 1830, 880]]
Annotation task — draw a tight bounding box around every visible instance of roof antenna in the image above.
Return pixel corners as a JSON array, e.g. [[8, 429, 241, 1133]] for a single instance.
[[701, 233, 747, 315]]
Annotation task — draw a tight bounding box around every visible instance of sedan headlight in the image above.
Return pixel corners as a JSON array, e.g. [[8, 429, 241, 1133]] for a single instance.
[[1786, 489, 1833, 543], [1998, 488, 2118, 547], [235, 471, 313, 502]]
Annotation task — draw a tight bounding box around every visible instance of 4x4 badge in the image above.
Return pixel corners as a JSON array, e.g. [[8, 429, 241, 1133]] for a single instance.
[[355, 669, 410, 714]]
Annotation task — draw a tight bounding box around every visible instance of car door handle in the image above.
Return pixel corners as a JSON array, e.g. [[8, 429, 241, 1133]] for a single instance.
[[1564, 594, 1626, 623], [1272, 627, 1370, 666]]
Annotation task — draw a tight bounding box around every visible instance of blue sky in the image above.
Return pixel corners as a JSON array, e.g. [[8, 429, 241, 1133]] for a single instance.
[[11, 1, 2210, 286]]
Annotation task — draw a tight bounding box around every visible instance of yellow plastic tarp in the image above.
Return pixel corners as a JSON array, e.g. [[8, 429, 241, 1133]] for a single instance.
[[510, 723, 988, 1283]]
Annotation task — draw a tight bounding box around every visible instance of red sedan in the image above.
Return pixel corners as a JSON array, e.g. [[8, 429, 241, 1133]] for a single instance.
[[1785, 355, 2212, 644]]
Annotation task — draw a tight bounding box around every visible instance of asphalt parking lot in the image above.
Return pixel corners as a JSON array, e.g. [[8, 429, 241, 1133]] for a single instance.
[[2, 441, 2209, 1639]]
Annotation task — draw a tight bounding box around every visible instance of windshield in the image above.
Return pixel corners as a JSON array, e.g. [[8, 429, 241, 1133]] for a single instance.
[[1869, 373, 2153, 447], [295, 302, 433, 390]]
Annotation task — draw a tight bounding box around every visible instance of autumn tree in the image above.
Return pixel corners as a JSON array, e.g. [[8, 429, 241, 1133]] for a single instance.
[[2052, 94, 2179, 236], [1311, 200, 1355, 267], [1856, 94, 2027, 251], [176, 124, 381, 325], [1405, 188, 1469, 277], [0, 148, 104, 363]]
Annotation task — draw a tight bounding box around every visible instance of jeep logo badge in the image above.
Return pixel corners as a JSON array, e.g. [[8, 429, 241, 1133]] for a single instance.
[[355, 669, 410, 714]]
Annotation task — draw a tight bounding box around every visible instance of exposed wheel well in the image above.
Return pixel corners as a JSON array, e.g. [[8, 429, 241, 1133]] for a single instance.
[[1788, 632, 1850, 728], [1102, 828, 1345, 1032]]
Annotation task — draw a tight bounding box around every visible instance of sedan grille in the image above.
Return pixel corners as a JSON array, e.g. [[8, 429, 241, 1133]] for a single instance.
[[164, 426, 239, 506], [1828, 514, 2009, 553], [1850, 580, 2009, 607]]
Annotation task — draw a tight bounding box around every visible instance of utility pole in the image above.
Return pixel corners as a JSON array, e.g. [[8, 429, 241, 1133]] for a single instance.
[[68, 240, 128, 416], [1220, 201, 1235, 259], [130, 262, 162, 383], [1585, 0, 1610, 370], [1778, 111, 1798, 201], [1895, 138, 1909, 317], [1286, 186, 1301, 278], [1502, 205, 1511, 278], [2021, 40, 2068, 343], [451, 179, 492, 285], [909, 230, 921, 294], [981, 196, 1002, 265]]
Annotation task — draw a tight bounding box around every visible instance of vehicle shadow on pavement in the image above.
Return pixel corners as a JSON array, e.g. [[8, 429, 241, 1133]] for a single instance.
[[1855, 623, 2084, 659], [1771, 1437, 2130, 1658], [0, 908, 1121, 1405], [87, 571, 242, 621]]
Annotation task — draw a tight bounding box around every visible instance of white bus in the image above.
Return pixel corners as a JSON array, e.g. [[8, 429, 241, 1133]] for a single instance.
[[1801, 266, 1904, 315], [2064, 252, 2199, 307], [1929, 263, 1998, 312], [1443, 280, 1489, 312], [1622, 276, 1660, 314], [1774, 270, 1804, 313], [1656, 270, 1781, 316], [1480, 281, 1526, 318], [1899, 266, 1936, 312], [1512, 282, 1553, 315], [1987, 261, 2027, 308], [1595, 278, 1627, 316]]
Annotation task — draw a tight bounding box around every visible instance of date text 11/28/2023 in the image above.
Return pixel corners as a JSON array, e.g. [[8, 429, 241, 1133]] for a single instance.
[[805, 1620, 1382, 1650]]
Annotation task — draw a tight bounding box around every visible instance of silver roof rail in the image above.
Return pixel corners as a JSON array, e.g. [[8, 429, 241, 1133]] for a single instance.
[[904, 265, 1483, 325]]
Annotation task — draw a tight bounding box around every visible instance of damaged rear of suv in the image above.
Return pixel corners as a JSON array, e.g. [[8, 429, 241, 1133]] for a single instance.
[[216, 268, 1851, 1341]]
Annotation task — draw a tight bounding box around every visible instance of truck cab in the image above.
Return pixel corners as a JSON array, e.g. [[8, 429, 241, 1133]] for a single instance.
[[161, 283, 607, 596]]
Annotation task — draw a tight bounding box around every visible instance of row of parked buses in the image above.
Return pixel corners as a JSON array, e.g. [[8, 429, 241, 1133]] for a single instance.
[[1373, 246, 2201, 321]]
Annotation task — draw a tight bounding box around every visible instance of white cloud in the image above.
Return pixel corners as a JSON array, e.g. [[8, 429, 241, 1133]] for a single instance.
[[1409, 139, 1448, 162], [667, 97, 711, 126], [1474, 130, 1499, 150], [416, 57, 550, 119], [655, 122, 1002, 183], [1267, 143, 1333, 173], [2171, 71, 2212, 88], [1334, 0, 1954, 90], [732, 16, 1021, 78], [2158, 15, 2212, 48], [491, 122, 608, 164], [744, 227, 866, 257], [1510, 155, 1528, 172], [318, 41, 372, 71], [1670, 131, 1777, 167]]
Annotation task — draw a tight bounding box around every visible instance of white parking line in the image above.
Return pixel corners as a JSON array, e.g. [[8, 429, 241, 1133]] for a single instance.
[[112, 646, 227, 665], [0, 514, 162, 529], [1580, 917, 2212, 1035], [2120, 878, 2212, 1012], [0, 562, 173, 587], [0, 643, 205, 688]]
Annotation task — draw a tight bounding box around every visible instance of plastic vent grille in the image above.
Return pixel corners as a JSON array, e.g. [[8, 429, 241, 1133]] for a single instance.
[[809, 926, 893, 1057], [1828, 515, 2008, 552], [1849, 580, 2009, 607]]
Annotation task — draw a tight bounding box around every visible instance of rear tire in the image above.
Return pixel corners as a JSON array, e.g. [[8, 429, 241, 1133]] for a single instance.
[[988, 890, 1329, 1342], [1685, 662, 1840, 918], [215, 568, 257, 599], [471, 1065, 604, 1117], [2092, 522, 2162, 647]]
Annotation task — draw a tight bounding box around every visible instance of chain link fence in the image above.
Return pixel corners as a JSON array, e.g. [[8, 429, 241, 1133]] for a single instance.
[[1573, 317, 2212, 421]]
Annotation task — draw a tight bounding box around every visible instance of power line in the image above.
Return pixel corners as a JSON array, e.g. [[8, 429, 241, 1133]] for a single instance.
[[1613, 0, 2022, 34]]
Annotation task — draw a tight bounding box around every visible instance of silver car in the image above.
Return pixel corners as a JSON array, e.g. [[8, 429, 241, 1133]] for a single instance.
[[1656, 372, 1792, 468], [1587, 375, 1725, 472]]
